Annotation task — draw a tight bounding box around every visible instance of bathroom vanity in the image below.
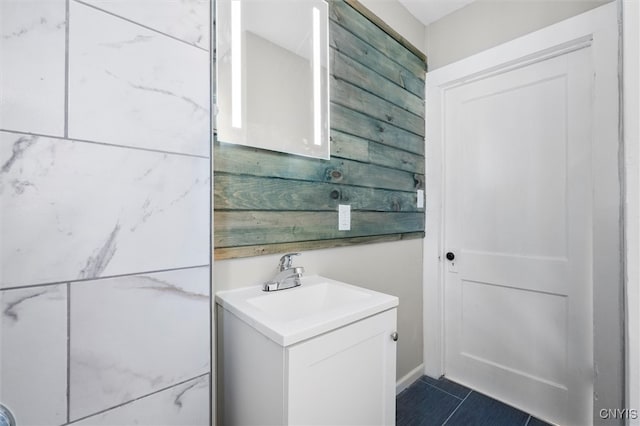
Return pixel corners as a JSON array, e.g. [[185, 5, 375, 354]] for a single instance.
[[216, 275, 399, 425]]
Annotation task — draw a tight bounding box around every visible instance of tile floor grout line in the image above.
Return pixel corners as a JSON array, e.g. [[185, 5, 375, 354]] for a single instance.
[[418, 379, 466, 401], [441, 390, 472, 426], [397, 377, 552, 426]]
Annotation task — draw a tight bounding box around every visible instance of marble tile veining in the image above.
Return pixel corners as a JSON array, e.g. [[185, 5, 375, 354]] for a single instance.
[[73, 375, 209, 426], [0, 132, 210, 288], [0, 0, 66, 136], [0, 285, 67, 426], [69, 267, 210, 420], [68, 1, 210, 156], [78, 0, 210, 50]]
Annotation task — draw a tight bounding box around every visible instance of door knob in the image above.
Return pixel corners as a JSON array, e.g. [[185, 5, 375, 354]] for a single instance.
[[391, 332, 399, 342], [446, 252, 455, 261]]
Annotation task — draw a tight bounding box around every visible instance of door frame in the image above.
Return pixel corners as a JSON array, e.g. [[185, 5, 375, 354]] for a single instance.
[[622, 0, 640, 422], [422, 1, 623, 420]]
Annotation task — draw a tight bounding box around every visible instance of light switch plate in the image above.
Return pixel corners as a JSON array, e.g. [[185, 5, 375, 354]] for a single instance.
[[417, 189, 424, 208], [338, 204, 351, 231]]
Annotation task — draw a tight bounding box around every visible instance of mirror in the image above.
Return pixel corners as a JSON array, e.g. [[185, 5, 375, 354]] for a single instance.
[[216, 0, 330, 159]]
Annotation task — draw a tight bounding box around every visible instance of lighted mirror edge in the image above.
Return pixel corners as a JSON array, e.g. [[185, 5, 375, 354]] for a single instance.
[[215, 0, 330, 160], [231, 0, 242, 129]]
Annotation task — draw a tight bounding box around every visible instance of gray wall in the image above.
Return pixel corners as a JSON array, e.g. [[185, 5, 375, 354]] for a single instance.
[[425, 0, 613, 70], [360, 0, 426, 53], [0, 0, 212, 424]]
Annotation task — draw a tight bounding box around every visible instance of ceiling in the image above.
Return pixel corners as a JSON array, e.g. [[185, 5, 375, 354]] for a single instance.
[[397, 0, 477, 26]]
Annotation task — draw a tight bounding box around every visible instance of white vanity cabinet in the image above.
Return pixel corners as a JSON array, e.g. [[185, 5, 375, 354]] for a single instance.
[[216, 296, 398, 425], [286, 308, 397, 425]]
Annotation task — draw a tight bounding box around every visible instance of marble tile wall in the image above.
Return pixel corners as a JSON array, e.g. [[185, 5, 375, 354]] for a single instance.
[[73, 376, 210, 426], [0, 0, 67, 136], [0, 132, 210, 289], [68, 1, 210, 156], [0, 285, 68, 426], [0, 0, 211, 425], [70, 268, 210, 420]]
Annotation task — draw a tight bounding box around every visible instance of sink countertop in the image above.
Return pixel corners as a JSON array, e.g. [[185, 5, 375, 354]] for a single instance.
[[215, 275, 399, 346]]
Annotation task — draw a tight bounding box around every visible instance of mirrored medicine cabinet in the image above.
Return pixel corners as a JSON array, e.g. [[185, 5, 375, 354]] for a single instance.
[[216, 0, 330, 160]]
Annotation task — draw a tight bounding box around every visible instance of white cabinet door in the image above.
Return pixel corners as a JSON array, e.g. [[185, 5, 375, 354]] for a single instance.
[[286, 309, 397, 426]]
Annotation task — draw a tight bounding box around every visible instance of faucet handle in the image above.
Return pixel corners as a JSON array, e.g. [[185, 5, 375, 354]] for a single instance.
[[278, 252, 301, 270]]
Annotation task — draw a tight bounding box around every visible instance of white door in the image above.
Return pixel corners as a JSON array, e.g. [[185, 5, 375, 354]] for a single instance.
[[443, 47, 593, 425]]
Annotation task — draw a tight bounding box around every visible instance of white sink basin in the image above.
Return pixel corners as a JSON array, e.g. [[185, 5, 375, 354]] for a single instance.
[[246, 281, 372, 321], [215, 275, 398, 346]]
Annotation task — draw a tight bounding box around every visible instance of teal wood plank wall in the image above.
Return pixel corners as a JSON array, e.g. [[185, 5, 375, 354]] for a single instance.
[[214, 0, 426, 259]]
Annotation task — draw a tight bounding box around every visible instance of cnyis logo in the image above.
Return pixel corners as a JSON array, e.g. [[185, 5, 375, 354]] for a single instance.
[[599, 408, 639, 420]]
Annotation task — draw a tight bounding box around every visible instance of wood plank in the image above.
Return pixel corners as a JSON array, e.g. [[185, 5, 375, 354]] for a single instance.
[[333, 49, 425, 119], [214, 174, 423, 212], [215, 141, 424, 192], [343, 0, 427, 64], [331, 130, 424, 174], [331, 103, 424, 155], [214, 211, 425, 247], [368, 137, 425, 175], [332, 73, 425, 136], [330, 129, 369, 160], [330, 0, 426, 79], [214, 232, 425, 260], [330, 20, 424, 98]]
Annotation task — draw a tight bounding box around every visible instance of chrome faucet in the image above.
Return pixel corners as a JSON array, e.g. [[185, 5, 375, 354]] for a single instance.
[[263, 253, 305, 292]]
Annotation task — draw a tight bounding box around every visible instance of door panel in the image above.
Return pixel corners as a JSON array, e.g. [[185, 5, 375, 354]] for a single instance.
[[460, 280, 568, 385], [444, 48, 593, 425], [459, 74, 569, 259]]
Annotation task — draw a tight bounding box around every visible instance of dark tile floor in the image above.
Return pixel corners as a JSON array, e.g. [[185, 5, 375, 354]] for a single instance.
[[396, 376, 554, 426]]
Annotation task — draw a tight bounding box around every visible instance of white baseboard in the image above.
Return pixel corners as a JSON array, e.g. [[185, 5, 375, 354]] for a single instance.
[[396, 363, 424, 395]]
